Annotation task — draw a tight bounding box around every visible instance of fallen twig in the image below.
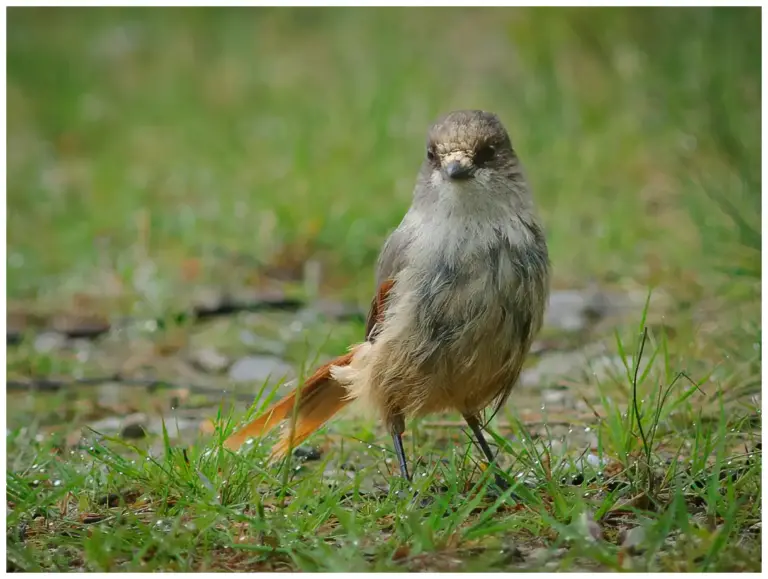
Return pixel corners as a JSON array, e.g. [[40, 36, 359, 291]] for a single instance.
[[6, 294, 305, 345], [6, 375, 256, 403]]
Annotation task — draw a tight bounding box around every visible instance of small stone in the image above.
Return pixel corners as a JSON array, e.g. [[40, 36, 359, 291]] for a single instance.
[[239, 330, 286, 356], [577, 510, 603, 542], [544, 288, 637, 333], [620, 526, 647, 554], [90, 413, 148, 438], [34, 332, 67, 353], [498, 544, 525, 565], [88, 416, 123, 433], [565, 473, 585, 485], [190, 347, 230, 374], [545, 290, 593, 332], [519, 341, 652, 389], [293, 446, 322, 461], [228, 355, 293, 384], [190, 287, 225, 312], [520, 349, 594, 388], [50, 313, 111, 339], [121, 422, 147, 439], [542, 389, 567, 405], [580, 453, 607, 469], [71, 339, 92, 362]]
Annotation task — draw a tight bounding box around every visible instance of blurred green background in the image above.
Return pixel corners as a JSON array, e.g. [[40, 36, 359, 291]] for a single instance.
[[5, 9, 762, 572], [7, 7, 760, 317]]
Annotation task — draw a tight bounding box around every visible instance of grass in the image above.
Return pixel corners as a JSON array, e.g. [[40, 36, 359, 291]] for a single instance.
[[6, 6, 761, 572], [6, 322, 762, 571]]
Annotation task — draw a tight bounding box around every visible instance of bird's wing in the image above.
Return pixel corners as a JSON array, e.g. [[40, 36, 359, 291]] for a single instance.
[[364, 224, 410, 341], [364, 278, 395, 341]]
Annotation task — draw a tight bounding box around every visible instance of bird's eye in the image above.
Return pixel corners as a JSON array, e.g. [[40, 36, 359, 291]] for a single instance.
[[474, 145, 496, 166], [427, 147, 437, 163]]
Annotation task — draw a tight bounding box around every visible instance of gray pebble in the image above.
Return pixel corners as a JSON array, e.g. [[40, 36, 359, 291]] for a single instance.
[[121, 422, 147, 439], [228, 355, 293, 384], [190, 347, 230, 374], [33, 332, 67, 353]]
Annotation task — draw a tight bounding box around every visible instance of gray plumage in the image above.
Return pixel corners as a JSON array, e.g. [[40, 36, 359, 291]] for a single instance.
[[332, 110, 550, 433]]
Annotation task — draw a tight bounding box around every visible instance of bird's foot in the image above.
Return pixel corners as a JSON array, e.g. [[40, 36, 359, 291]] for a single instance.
[[482, 471, 522, 502], [390, 476, 445, 507]]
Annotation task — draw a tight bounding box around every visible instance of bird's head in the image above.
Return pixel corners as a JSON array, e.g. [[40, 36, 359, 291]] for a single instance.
[[422, 110, 521, 186], [414, 110, 532, 220]]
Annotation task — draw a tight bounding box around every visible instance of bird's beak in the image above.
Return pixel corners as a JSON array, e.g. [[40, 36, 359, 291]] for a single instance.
[[442, 153, 473, 180]]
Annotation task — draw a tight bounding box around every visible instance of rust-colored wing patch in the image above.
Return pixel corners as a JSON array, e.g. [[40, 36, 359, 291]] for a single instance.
[[364, 278, 394, 342]]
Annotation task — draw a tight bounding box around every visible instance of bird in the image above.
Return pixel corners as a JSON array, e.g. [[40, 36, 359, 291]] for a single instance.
[[224, 110, 550, 487]]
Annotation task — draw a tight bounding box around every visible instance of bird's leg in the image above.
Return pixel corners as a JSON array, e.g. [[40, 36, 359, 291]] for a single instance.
[[389, 414, 436, 507], [390, 413, 411, 482], [464, 414, 511, 493]]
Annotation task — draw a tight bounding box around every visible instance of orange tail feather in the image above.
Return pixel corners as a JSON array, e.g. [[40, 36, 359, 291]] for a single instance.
[[224, 349, 357, 460]]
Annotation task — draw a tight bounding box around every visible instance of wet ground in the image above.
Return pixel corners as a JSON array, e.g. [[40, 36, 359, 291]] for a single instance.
[[7, 282, 761, 572], [7, 284, 707, 459]]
